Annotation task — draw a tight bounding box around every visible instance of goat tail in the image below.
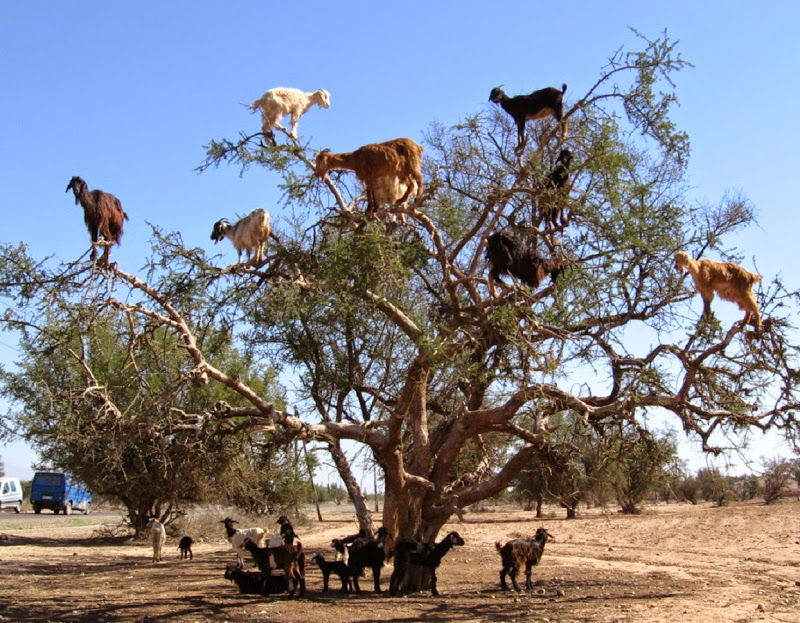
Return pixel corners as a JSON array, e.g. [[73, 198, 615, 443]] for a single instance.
[[494, 541, 503, 552], [751, 273, 762, 284], [561, 83, 567, 94]]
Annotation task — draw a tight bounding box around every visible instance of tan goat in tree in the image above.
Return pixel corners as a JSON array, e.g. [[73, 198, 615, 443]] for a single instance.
[[314, 138, 424, 214], [674, 251, 762, 330]]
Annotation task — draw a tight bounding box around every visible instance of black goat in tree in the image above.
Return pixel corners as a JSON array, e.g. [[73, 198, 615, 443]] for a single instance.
[[538, 148, 573, 229], [390, 531, 465, 596], [489, 84, 568, 154], [65, 176, 128, 265]]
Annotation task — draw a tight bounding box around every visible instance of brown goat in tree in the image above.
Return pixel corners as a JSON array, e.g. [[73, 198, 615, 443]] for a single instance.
[[314, 138, 424, 215], [485, 232, 565, 298], [674, 251, 762, 330], [65, 176, 128, 265]]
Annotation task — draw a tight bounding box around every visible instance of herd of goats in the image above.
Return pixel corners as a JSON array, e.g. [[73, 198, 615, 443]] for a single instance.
[[65, 82, 765, 332], [145, 514, 555, 598]]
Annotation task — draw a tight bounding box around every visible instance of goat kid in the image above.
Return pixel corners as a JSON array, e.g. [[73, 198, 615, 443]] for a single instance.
[[496, 527, 554, 591], [674, 251, 762, 330], [485, 232, 564, 298], [489, 84, 568, 153], [250, 87, 331, 143], [331, 529, 367, 564], [177, 535, 194, 560], [210, 208, 271, 267], [312, 553, 353, 593], [389, 531, 465, 597]]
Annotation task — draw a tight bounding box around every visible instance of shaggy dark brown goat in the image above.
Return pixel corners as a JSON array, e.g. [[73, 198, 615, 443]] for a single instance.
[[485, 232, 565, 298], [243, 537, 305, 597], [496, 527, 554, 591], [65, 176, 128, 265], [675, 251, 762, 330], [489, 84, 568, 154], [315, 138, 424, 214], [389, 531, 465, 597], [538, 148, 573, 229]]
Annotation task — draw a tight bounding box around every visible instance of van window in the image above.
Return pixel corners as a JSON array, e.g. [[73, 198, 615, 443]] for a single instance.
[[1, 482, 8, 495], [9, 481, 17, 493]]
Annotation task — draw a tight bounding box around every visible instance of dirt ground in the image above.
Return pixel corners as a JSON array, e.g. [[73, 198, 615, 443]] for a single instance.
[[0, 500, 799, 623]]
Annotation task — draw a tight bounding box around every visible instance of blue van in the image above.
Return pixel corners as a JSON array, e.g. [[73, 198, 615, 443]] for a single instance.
[[30, 471, 92, 515]]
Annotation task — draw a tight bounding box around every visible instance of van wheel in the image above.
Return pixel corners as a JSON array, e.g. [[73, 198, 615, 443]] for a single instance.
[[14, 501, 21, 514], [33, 503, 41, 514], [83, 503, 91, 515], [65, 502, 72, 515]]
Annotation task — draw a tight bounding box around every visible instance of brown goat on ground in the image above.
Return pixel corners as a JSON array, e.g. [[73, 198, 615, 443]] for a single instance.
[[496, 527, 554, 591], [65, 176, 128, 265], [314, 138, 424, 215], [674, 251, 762, 330], [489, 84, 568, 154], [243, 537, 305, 597], [485, 232, 565, 298]]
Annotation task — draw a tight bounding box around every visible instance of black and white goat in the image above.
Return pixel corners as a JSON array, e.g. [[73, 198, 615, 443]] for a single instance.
[[347, 527, 392, 593], [243, 537, 305, 597], [495, 527, 554, 591], [489, 84, 568, 153], [311, 553, 353, 593], [331, 529, 367, 564], [210, 208, 271, 267], [221, 517, 266, 566], [485, 232, 565, 298], [389, 531, 465, 597]]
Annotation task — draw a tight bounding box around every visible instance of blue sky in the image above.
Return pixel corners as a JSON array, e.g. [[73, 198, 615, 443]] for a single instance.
[[1, 1, 798, 479]]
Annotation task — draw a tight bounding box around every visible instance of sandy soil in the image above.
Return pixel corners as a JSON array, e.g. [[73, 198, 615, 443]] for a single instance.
[[0, 500, 799, 622]]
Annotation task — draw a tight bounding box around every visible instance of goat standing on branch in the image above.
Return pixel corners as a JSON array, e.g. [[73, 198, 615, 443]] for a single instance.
[[489, 84, 568, 154], [674, 251, 762, 330], [250, 87, 331, 144], [65, 176, 128, 266], [210, 208, 271, 267], [485, 232, 565, 298], [538, 148, 573, 229], [314, 138, 424, 215]]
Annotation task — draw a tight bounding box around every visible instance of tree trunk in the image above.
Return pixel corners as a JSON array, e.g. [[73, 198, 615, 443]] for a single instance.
[[328, 441, 374, 533]]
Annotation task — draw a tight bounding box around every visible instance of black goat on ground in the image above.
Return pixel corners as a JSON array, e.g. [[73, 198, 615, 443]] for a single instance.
[[65, 176, 129, 265], [347, 527, 392, 593], [496, 527, 554, 591], [224, 562, 289, 595], [538, 149, 573, 229], [312, 553, 353, 592], [489, 84, 568, 154], [485, 232, 565, 298], [243, 537, 305, 597], [177, 535, 194, 560], [389, 531, 465, 596]]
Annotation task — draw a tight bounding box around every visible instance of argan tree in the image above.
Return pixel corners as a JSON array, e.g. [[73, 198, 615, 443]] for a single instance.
[[1, 32, 799, 589]]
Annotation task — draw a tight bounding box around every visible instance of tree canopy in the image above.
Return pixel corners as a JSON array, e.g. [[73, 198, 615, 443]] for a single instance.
[[1, 32, 799, 559]]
